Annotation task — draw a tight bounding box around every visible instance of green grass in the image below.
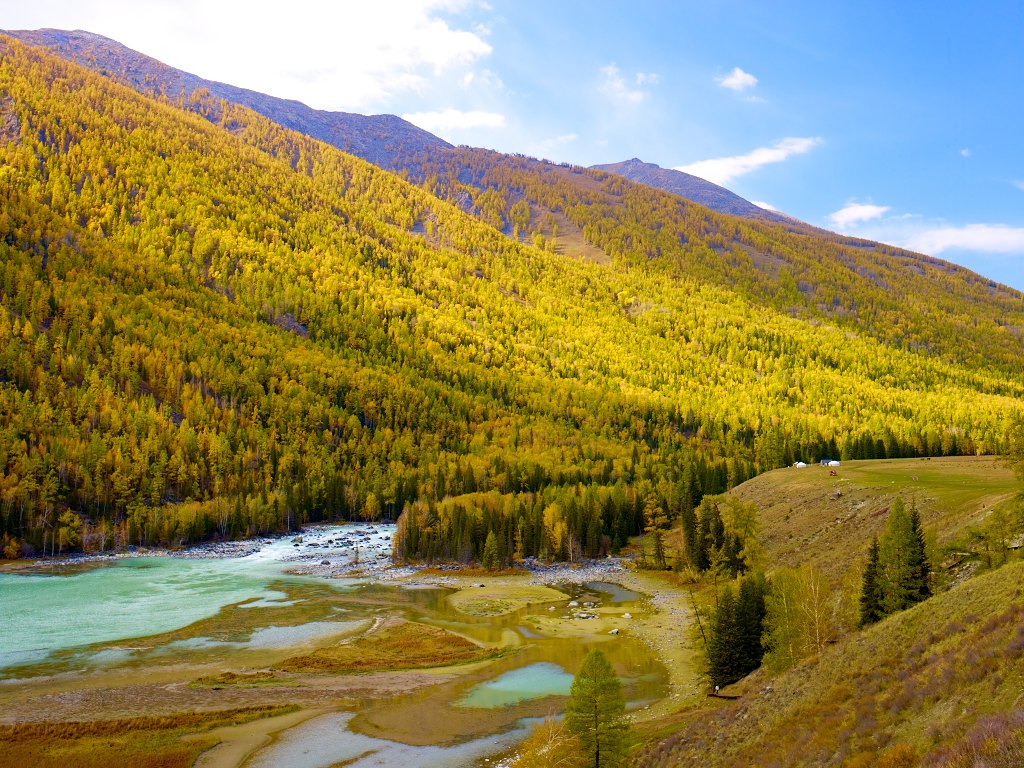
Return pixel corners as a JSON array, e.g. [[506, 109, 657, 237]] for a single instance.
[[728, 456, 1019, 583]]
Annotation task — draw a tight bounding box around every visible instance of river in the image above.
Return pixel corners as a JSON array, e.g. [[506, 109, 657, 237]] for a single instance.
[[0, 524, 667, 767]]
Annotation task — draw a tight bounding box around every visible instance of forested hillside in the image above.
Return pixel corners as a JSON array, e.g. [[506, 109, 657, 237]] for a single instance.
[[19, 29, 1024, 374], [0, 36, 1021, 561]]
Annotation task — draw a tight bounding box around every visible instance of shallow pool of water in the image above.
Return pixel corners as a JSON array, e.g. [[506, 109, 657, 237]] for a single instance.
[[455, 661, 574, 708], [243, 711, 538, 768]]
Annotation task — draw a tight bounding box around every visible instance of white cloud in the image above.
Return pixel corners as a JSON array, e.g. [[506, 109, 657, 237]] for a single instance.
[[4, 0, 494, 111], [462, 68, 504, 90], [828, 202, 891, 229], [600, 63, 657, 104], [716, 67, 758, 92], [1012, 180, 1024, 191], [960, 148, 971, 157], [402, 108, 505, 133], [901, 224, 1024, 255], [675, 137, 822, 186], [751, 200, 777, 211]]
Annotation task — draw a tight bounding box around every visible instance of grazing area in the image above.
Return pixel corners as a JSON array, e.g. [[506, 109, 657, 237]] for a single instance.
[[729, 456, 1019, 582]]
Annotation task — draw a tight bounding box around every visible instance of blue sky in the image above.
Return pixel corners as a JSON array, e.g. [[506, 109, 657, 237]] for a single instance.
[[6, 1, 1024, 289]]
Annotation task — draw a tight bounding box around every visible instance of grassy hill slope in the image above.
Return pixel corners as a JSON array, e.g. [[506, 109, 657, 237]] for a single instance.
[[636, 559, 1024, 767], [729, 456, 1019, 583]]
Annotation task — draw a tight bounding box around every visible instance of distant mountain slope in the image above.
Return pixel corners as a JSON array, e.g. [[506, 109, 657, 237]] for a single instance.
[[16, 30, 1024, 378], [1, 28, 451, 170], [591, 157, 793, 223]]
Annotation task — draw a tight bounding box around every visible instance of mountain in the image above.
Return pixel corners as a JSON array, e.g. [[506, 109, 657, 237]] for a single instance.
[[0, 34, 1022, 565], [14, 29, 1024, 378], [1, 28, 451, 171], [591, 157, 793, 224]]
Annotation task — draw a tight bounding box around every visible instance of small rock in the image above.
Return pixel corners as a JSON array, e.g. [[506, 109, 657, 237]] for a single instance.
[[623, 612, 632, 619], [610, 628, 619, 635], [321, 560, 330, 565]]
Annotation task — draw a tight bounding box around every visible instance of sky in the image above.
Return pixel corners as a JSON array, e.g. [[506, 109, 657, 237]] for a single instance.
[[5, 0, 1024, 289]]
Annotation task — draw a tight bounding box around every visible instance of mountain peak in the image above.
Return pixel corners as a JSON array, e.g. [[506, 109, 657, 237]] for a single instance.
[[592, 157, 793, 223]]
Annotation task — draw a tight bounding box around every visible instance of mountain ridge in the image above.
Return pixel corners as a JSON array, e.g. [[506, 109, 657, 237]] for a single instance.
[[591, 156, 796, 224], [1, 27, 452, 171]]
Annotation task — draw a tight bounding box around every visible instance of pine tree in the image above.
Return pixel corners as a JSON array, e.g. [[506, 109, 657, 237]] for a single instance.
[[735, 572, 768, 673], [565, 650, 628, 768], [906, 505, 931, 602], [858, 536, 885, 627], [482, 529, 499, 571], [879, 497, 914, 613], [707, 585, 741, 688]]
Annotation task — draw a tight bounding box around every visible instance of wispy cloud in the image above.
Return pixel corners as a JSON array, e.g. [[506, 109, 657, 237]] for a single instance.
[[960, 147, 971, 158], [716, 67, 758, 92], [751, 200, 777, 211], [901, 224, 1024, 255], [600, 64, 657, 104], [676, 137, 823, 186], [828, 202, 891, 229], [1012, 180, 1024, 191], [462, 68, 504, 90], [403, 108, 506, 133]]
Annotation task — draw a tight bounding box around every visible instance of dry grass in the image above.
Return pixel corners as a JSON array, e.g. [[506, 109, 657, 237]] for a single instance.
[[274, 619, 505, 673], [729, 456, 1018, 584], [633, 561, 1024, 767], [447, 582, 568, 617], [0, 706, 296, 768], [188, 670, 286, 689]]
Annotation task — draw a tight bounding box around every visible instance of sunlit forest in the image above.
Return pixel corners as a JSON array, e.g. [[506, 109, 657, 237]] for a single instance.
[[1, 36, 1021, 560]]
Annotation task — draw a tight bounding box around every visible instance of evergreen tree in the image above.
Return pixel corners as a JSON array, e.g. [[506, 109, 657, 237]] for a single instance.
[[858, 536, 885, 627], [879, 497, 915, 613], [707, 584, 741, 688], [907, 504, 931, 602], [482, 529, 499, 571], [735, 572, 768, 673], [566, 650, 628, 768]]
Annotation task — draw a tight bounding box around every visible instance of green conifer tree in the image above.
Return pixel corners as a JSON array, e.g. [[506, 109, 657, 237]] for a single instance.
[[707, 584, 741, 687], [879, 497, 914, 613], [566, 649, 628, 768], [858, 536, 885, 627], [482, 529, 499, 571], [907, 504, 931, 602], [735, 572, 768, 672]]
